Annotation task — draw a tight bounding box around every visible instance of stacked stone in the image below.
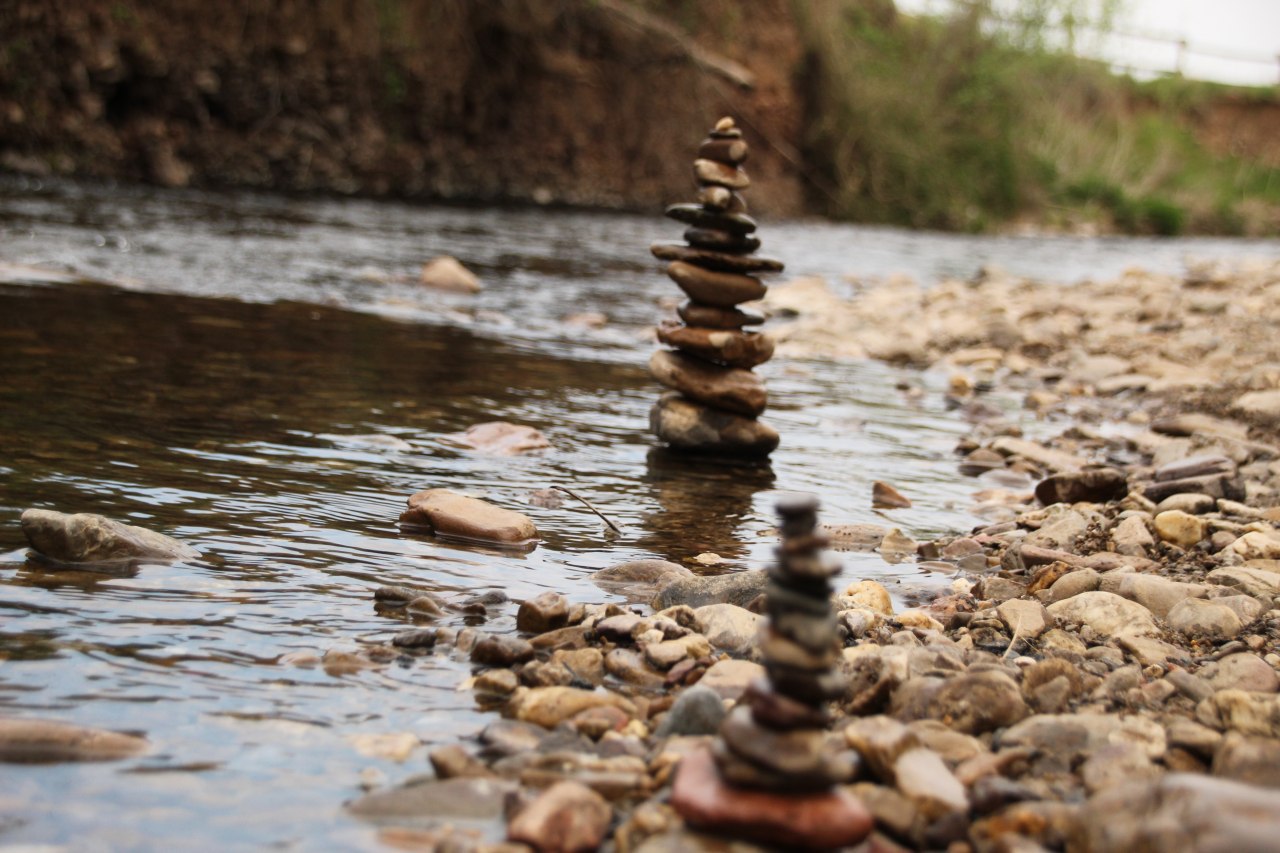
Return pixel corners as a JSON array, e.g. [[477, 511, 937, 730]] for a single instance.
[[712, 494, 853, 790], [671, 495, 870, 849], [648, 117, 784, 457]]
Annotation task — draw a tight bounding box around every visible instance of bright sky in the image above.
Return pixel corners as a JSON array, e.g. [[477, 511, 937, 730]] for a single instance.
[[898, 0, 1280, 86]]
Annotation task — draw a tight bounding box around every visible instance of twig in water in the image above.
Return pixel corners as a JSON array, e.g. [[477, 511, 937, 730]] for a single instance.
[[550, 486, 623, 535]]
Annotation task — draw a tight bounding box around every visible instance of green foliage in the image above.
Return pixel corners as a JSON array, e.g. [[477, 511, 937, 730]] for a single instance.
[[795, 0, 1277, 235]]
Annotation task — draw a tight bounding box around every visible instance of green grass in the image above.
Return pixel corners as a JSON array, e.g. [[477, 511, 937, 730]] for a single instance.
[[794, 0, 1279, 235]]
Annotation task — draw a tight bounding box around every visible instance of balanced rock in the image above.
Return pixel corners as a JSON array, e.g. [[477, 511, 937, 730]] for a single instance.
[[650, 393, 778, 456], [676, 300, 765, 329], [656, 323, 775, 369], [665, 261, 765, 308]]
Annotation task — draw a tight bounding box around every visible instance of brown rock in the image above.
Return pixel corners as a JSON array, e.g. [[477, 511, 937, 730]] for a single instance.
[[509, 687, 636, 729], [684, 227, 761, 254], [720, 705, 830, 776], [517, 591, 570, 634], [448, 421, 549, 455], [0, 717, 148, 763], [666, 261, 765, 308], [665, 203, 757, 235], [693, 158, 749, 189], [400, 489, 537, 546], [872, 481, 912, 509], [1212, 731, 1280, 788], [656, 323, 775, 369], [508, 780, 612, 853], [698, 136, 749, 165], [652, 244, 781, 276], [671, 747, 873, 848], [20, 509, 199, 564], [1034, 467, 1128, 505], [418, 255, 482, 292], [650, 393, 778, 456], [471, 635, 535, 667], [677, 301, 765, 330]]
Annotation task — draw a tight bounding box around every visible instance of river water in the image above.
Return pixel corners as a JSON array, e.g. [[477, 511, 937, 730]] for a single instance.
[[1, 177, 1277, 849]]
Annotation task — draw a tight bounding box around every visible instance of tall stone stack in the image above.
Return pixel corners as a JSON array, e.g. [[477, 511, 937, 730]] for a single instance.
[[648, 117, 784, 458], [671, 495, 871, 848]]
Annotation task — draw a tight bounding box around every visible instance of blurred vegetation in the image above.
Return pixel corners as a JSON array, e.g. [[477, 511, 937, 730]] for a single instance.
[[795, 0, 1280, 234]]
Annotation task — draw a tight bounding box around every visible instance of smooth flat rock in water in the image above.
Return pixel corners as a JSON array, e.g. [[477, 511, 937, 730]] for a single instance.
[[666, 261, 766, 308], [650, 393, 778, 456], [649, 350, 766, 417], [656, 323, 775, 369], [20, 509, 199, 565], [347, 776, 515, 821], [0, 717, 149, 762], [446, 422, 549, 455], [1070, 773, 1280, 852], [652, 244, 783, 275], [592, 559, 693, 602], [677, 301, 766, 330], [400, 488, 537, 547], [671, 747, 872, 849]]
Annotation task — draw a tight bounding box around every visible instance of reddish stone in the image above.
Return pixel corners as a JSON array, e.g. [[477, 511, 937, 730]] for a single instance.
[[671, 747, 873, 849]]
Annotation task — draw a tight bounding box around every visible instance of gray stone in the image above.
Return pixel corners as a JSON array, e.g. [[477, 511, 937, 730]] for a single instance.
[[1208, 566, 1280, 599], [1212, 731, 1280, 788], [21, 509, 199, 564], [1199, 654, 1279, 693], [654, 685, 727, 738], [694, 603, 762, 654], [347, 776, 516, 820], [1112, 574, 1208, 618]]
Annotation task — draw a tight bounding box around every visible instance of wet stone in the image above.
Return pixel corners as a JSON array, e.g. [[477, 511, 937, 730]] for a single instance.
[[656, 323, 775, 369], [652, 244, 782, 275], [677, 300, 765, 330], [666, 261, 766, 308], [470, 634, 534, 667], [684, 227, 761, 254], [650, 394, 778, 457], [516, 591, 570, 634], [664, 204, 757, 235]]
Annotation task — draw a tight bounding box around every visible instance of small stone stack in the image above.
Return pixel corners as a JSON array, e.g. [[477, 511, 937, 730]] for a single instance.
[[648, 117, 784, 457], [671, 495, 871, 849], [714, 494, 851, 789]]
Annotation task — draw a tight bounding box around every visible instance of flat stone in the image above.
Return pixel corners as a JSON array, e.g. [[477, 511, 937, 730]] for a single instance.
[[1201, 653, 1279, 693], [1142, 472, 1245, 503], [696, 183, 746, 212], [653, 244, 782, 276], [652, 569, 767, 611], [684, 227, 761, 254], [693, 158, 750, 189], [698, 136, 749, 165], [650, 393, 778, 457], [509, 687, 636, 730], [996, 599, 1051, 638], [1046, 591, 1159, 638], [666, 261, 766, 308], [1226, 530, 1280, 560], [400, 489, 537, 546], [1207, 566, 1280, 598], [720, 705, 830, 777], [694, 603, 762, 654], [677, 300, 766, 329], [657, 323, 775, 369], [603, 648, 665, 687], [448, 421, 548, 455], [1112, 574, 1208, 618], [665, 204, 757, 235], [671, 747, 873, 848], [1034, 468, 1128, 505], [1154, 454, 1235, 482], [1155, 493, 1217, 515], [893, 747, 968, 818], [1166, 597, 1245, 640], [649, 350, 767, 417], [21, 509, 199, 565], [0, 717, 149, 763], [872, 481, 913, 509], [508, 780, 612, 853], [698, 659, 766, 701], [1001, 713, 1166, 763], [747, 677, 830, 729], [1070, 773, 1280, 851]]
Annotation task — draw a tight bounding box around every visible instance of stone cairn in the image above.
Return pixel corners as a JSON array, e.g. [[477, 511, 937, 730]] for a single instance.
[[648, 117, 784, 457], [671, 495, 871, 848]]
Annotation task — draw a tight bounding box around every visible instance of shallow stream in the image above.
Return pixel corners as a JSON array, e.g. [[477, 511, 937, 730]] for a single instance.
[[2, 178, 1278, 848]]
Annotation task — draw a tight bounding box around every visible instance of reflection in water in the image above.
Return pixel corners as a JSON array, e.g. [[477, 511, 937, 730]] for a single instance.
[[641, 449, 775, 560]]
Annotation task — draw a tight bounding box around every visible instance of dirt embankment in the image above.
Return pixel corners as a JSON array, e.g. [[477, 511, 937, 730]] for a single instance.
[[0, 0, 810, 215]]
